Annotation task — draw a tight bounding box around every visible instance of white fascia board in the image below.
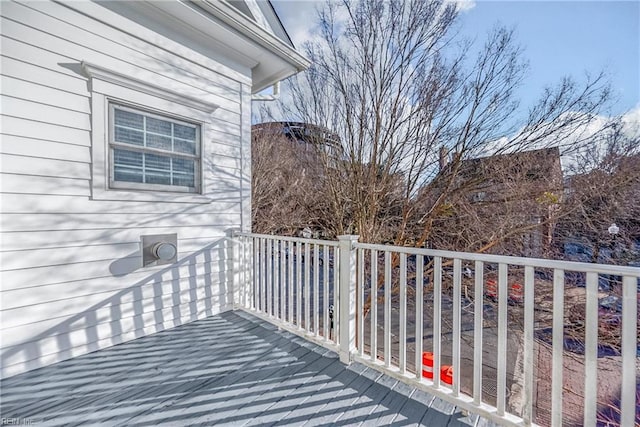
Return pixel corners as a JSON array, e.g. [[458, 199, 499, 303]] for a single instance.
[[198, 0, 310, 71]]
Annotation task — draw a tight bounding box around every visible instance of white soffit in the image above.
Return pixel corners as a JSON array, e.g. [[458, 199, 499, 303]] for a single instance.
[[145, 0, 310, 93]]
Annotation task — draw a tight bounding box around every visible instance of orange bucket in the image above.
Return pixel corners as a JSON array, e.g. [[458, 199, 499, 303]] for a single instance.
[[421, 352, 434, 379], [486, 279, 497, 298], [440, 365, 453, 385], [510, 282, 523, 303]]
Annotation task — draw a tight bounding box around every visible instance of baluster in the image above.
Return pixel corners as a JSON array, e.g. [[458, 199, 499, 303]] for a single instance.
[[384, 251, 391, 368], [415, 255, 423, 380], [371, 249, 378, 362], [399, 253, 407, 375], [551, 268, 565, 426]]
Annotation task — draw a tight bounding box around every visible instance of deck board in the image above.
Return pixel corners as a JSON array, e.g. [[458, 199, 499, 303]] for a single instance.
[[1, 310, 474, 426]]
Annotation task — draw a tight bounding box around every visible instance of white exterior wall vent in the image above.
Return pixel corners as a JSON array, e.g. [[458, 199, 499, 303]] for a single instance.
[[141, 234, 178, 266]]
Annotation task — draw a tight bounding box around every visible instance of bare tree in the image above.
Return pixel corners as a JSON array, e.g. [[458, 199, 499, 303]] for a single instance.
[[251, 123, 330, 235], [556, 119, 640, 264], [266, 2, 616, 349], [413, 146, 564, 257], [281, 0, 461, 242], [277, 0, 612, 253]]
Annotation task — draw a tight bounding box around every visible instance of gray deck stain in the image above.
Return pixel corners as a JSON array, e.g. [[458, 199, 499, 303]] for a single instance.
[[1, 310, 482, 426]]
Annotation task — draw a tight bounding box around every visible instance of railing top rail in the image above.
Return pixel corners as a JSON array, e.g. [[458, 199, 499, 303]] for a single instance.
[[355, 242, 640, 277], [236, 232, 340, 247]]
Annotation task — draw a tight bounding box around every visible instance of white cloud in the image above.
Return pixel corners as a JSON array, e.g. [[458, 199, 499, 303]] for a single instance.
[[479, 107, 640, 174], [273, 0, 476, 47], [621, 104, 640, 133], [559, 107, 640, 171], [271, 0, 323, 47], [451, 0, 476, 12]]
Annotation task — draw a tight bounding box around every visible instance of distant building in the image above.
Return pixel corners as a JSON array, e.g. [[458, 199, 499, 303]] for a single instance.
[[421, 147, 563, 257], [252, 121, 343, 161]]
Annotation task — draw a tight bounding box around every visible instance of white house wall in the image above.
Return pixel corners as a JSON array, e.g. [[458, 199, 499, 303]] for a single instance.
[[0, 0, 252, 377]]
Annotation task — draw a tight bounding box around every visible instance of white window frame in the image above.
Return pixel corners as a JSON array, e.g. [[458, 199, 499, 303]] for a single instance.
[[108, 103, 202, 193], [83, 61, 218, 203]]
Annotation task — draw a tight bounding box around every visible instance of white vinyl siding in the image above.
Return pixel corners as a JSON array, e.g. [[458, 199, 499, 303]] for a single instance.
[[0, 0, 253, 378], [109, 104, 201, 193]]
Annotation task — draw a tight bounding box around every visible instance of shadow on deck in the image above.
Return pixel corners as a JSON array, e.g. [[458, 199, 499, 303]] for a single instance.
[[1, 310, 484, 426]]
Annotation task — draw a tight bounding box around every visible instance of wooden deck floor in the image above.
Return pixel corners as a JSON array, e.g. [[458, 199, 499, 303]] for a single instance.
[[1, 310, 484, 426]]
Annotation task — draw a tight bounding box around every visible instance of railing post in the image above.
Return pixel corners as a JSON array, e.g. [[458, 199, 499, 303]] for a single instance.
[[226, 228, 241, 310], [338, 234, 359, 364]]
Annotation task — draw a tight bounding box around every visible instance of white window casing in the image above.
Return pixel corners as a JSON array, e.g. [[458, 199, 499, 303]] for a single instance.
[[82, 61, 219, 203], [109, 103, 201, 193]]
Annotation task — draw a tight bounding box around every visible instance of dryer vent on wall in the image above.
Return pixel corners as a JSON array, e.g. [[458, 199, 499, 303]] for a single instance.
[[141, 234, 178, 266]]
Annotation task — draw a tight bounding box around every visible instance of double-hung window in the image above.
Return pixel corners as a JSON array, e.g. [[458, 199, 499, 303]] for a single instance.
[[109, 104, 201, 193]]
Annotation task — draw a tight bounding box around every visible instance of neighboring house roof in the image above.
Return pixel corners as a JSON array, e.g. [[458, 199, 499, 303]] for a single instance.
[[252, 121, 344, 159], [457, 147, 562, 186], [253, 121, 340, 144], [434, 147, 564, 201]]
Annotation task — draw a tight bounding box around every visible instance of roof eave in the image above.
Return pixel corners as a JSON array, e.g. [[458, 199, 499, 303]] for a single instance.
[[199, 0, 311, 73]]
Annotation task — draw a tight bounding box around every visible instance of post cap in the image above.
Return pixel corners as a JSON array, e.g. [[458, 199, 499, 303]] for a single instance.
[[337, 235, 360, 241]]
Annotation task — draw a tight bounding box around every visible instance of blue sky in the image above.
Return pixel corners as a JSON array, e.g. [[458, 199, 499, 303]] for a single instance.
[[454, 1, 639, 116], [272, 0, 639, 116]]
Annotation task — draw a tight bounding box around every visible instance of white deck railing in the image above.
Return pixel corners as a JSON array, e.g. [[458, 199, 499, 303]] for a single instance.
[[233, 232, 639, 427], [234, 233, 341, 351]]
